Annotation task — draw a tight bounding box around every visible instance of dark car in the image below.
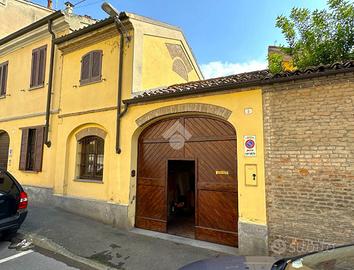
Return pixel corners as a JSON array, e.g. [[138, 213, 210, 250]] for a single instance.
[[0, 169, 28, 236], [271, 244, 354, 270], [180, 244, 354, 270]]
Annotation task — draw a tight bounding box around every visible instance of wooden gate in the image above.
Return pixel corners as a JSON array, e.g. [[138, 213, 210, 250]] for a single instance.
[[135, 115, 238, 246]]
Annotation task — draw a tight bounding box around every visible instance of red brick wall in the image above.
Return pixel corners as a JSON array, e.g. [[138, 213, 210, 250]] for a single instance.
[[263, 72, 354, 256]]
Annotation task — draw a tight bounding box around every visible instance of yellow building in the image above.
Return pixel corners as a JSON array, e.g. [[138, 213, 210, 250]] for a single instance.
[[0, 0, 52, 39], [0, 8, 267, 255]]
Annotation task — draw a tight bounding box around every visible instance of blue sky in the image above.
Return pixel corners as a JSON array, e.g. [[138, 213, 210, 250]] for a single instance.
[[35, 0, 328, 78]]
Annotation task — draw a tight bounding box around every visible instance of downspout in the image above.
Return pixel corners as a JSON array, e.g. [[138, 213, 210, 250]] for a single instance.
[[44, 19, 56, 148], [114, 17, 130, 154]]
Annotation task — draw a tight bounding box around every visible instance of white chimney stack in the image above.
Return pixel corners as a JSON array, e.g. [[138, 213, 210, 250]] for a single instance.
[[64, 1, 74, 14]]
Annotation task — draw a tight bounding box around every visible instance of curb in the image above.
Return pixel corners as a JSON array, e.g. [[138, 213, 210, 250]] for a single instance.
[[19, 231, 116, 270]]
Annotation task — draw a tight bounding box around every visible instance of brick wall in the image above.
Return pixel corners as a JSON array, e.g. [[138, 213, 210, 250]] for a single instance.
[[263, 72, 354, 256]]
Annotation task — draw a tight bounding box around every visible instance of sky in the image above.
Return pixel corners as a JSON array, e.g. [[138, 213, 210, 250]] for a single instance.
[[35, 0, 328, 78]]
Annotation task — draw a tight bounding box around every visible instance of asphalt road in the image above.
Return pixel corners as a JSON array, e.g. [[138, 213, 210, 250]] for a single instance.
[[0, 238, 94, 270]]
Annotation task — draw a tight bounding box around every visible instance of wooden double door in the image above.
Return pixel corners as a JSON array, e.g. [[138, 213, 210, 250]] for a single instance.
[[135, 115, 238, 246]]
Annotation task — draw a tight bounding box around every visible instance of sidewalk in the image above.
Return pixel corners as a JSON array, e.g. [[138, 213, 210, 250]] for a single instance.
[[19, 203, 225, 270]]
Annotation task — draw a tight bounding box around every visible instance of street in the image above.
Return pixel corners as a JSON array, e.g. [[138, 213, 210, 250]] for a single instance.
[[18, 203, 226, 269], [0, 238, 95, 270]]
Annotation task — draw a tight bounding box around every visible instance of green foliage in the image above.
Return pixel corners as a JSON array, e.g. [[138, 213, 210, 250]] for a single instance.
[[268, 53, 284, 74], [275, 0, 354, 71]]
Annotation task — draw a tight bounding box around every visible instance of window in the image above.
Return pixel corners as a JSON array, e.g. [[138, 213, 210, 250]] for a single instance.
[[78, 136, 104, 180], [30, 45, 47, 88], [80, 50, 103, 85], [19, 126, 45, 172], [0, 61, 8, 96]]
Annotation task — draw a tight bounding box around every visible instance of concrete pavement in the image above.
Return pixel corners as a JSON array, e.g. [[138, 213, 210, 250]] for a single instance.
[[0, 238, 96, 269], [20, 203, 225, 270]]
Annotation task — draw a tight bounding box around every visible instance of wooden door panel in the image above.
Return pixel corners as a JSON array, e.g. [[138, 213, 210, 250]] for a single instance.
[[196, 226, 238, 247], [196, 190, 238, 246], [136, 185, 166, 219], [135, 184, 166, 232], [136, 138, 183, 233], [198, 190, 238, 231], [185, 116, 235, 138], [136, 115, 238, 246], [185, 133, 238, 247], [185, 141, 237, 192], [140, 118, 183, 142]]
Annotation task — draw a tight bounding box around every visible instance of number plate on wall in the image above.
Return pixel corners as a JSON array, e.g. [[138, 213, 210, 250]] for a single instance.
[[215, 170, 229, 175]]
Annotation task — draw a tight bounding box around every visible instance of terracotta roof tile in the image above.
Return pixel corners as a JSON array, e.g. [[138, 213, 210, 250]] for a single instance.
[[127, 60, 354, 103]]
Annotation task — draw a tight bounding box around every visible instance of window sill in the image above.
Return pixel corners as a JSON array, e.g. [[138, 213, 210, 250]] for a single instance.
[[21, 170, 39, 174], [74, 178, 103, 184], [79, 79, 103, 87], [29, 84, 45, 91]]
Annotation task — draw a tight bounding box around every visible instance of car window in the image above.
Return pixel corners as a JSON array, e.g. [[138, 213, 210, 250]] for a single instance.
[[286, 245, 354, 270], [0, 171, 19, 197]]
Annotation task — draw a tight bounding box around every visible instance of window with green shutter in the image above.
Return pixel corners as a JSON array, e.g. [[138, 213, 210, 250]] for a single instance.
[[0, 61, 8, 97], [80, 50, 103, 85]]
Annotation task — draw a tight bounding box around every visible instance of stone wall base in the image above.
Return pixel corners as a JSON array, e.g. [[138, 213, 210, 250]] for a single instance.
[[238, 221, 268, 255], [24, 186, 130, 229]]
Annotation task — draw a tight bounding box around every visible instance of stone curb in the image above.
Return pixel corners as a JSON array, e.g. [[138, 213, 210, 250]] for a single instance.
[[18, 230, 116, 270]]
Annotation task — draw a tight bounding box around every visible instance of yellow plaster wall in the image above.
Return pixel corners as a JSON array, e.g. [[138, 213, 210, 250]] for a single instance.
[[53, 112, 119, 202], [59, 38, 119, 114], [0, 35, 64, 190], [119, 89, 267, 226], [59, 35, 133, 115], [0, 36, 52, 118], [0, 115, 58, 188], [141, 35, 200, 91]]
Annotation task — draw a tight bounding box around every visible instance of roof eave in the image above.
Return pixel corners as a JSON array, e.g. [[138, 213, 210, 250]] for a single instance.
[[54, 17, 116, 44], [123, 66, 354, 105], [0, 11, 63, 46]]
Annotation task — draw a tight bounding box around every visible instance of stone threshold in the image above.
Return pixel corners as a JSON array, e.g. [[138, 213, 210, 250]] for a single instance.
[[130, 228, 239, 255]]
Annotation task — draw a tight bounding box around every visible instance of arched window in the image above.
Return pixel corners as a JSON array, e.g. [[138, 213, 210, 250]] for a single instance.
[[78, 136, 104, 180], [80, 50, 103, 85]]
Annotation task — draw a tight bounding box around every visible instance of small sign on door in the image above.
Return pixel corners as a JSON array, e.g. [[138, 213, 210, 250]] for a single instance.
[[244, 136, 256, 157]]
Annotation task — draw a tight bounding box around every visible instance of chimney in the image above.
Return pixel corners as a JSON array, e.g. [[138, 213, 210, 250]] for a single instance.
[[64, 1, 74, 14], [47, 0, 53, 9]]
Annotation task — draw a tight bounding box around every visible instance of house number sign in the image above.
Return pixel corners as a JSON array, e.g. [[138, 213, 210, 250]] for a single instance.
[[215, 170, 229, 175]]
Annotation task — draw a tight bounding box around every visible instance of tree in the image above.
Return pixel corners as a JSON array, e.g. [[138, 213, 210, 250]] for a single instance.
[[269, 0, 354, 73]]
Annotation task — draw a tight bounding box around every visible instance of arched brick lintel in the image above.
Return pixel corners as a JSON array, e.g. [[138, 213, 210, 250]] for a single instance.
[[136, 103, 232, 127]]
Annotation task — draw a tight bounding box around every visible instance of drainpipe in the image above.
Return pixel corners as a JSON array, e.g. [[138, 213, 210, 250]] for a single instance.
[[113, 17, 131, 154], [115, 22, 124, 154], [44, 19, 56, 148], [101, 3, 132, 154]]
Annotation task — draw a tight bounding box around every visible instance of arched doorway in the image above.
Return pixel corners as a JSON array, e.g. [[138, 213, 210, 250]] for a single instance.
[[135, 115, 238, 247], [0, 130, 10, 170]]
